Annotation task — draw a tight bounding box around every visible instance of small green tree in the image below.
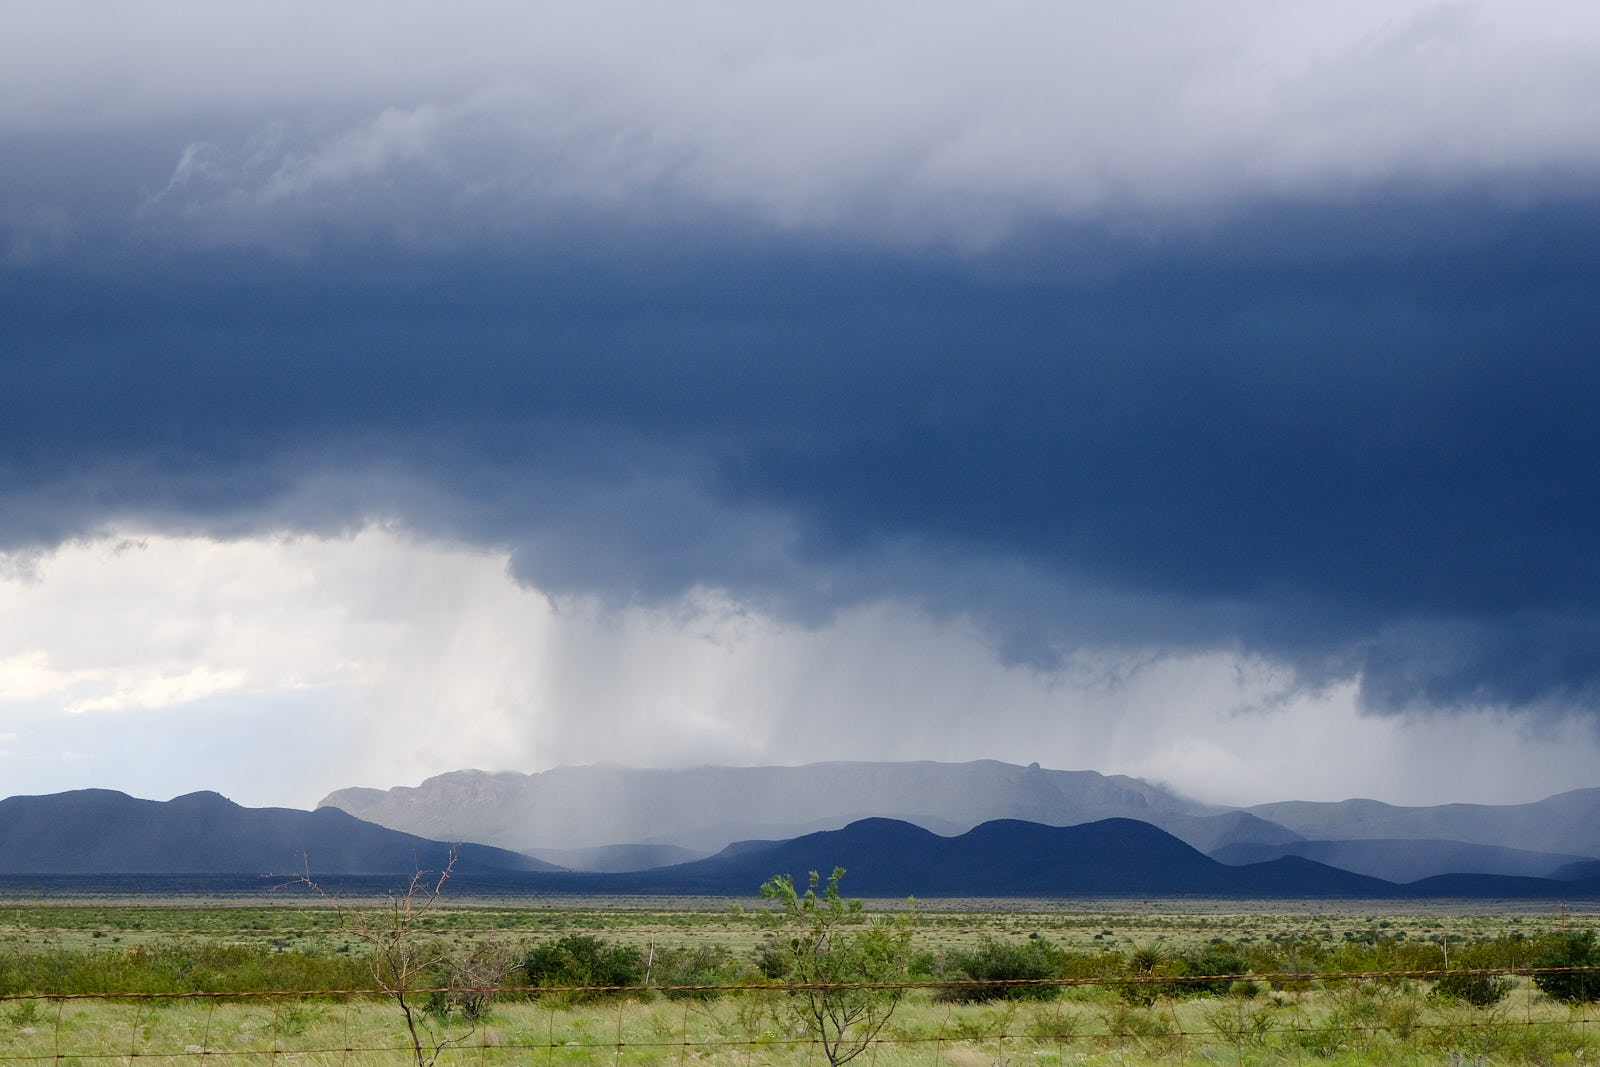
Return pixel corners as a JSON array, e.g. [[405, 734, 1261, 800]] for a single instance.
[[759, 868, 916, 1067]]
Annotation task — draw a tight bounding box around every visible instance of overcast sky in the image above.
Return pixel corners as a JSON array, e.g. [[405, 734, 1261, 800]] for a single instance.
[[4, 2, 1600, 811]]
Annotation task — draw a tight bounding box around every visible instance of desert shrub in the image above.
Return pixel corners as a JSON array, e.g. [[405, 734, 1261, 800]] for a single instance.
[[522, 935, 644, 1000], [5, 999, 43, 1029], [1026, 1003, 1085, 1043], [1379, 993, 1424, 1040], [1098, 1002, 1177, 1057], [1202, 997, 1275, 1052], [1430, 971, 1511, 1007], [1322, 935, 1438, 987], [1532, 931, 1600, 1004], [1288, 984, 1388, 1056], [937, 937, 1062, 1002], [1115, 942, 1183, 1005], [423, 939, 518, 1021], [753, 937, 791, 979], [649, 944, 739, 1000], [1178, 945, 1248, 997]]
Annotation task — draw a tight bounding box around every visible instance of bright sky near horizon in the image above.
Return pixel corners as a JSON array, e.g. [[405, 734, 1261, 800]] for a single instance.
[[4, 2, 1600, 810]]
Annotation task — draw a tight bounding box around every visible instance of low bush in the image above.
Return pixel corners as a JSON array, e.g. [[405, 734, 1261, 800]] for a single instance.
[[937, 937, 1062, 1002], [522, 935, 644, 1000], [1532, 931, 1600, 1004], [649, 944, 739, 1000], [424, 939, 518, 1021], [1178, 945, 1248, 997], [1430, 971, 1511, 1007]]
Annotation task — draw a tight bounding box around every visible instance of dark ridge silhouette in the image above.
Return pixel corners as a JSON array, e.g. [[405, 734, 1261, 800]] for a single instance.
[[0, 789, 561, 876], [1554, 859, 1600, 881], [1399, 871, 1600, 898], [565, 817, 1399, 897]]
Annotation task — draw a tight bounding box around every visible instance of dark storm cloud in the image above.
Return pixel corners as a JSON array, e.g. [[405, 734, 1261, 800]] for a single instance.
[[4, 172, 1600, 715]]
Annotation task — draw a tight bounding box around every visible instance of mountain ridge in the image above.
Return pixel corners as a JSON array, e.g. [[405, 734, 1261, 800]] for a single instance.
[[318, 760, 1600, 877], [0, 788, 560, 876], [4, 789, 1600, 899], [318, 759, 1221, 856], [588, 817, 1399, 897]]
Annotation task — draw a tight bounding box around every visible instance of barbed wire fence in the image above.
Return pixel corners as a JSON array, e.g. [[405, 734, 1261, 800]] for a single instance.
[[1, 967, 1596, 1064]]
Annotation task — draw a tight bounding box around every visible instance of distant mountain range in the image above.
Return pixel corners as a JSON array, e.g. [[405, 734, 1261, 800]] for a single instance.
[[318, 760, 1600, 880], [1244, 791, 1600, 858], [586, 818, 1400, 897], [6, 761, 1600, 897], [318, 760, 1199, 855], [0, 789, 557, 877], [3, 786, 1600, 899]]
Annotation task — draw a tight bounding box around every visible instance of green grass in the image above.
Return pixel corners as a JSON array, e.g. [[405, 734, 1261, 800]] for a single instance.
[[0, 897, 1595, 1065], [3, 985, 1597, 1066]]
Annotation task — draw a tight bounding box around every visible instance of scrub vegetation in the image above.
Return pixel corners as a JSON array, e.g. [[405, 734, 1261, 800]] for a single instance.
[[2, 887, 1596, 1065]]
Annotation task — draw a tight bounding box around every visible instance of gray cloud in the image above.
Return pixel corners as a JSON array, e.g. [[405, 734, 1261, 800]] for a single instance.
[[5, 2, 1600, 732], [10, 3, 1600, 247]]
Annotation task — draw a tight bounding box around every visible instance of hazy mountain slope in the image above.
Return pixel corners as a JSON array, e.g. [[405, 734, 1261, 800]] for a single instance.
[[1210, 838, 1590, 882], [1247, 789, 1600, 857], [590, 817, 1397, 897], [1153, 811, 1305, 853], [319, 760, 1209, 853], [0, 789, 560, 876], [524, 843, 708, 873]]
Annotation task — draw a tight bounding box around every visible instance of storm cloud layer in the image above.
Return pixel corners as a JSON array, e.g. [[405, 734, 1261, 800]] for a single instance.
[[6, 1, 1600, 736]]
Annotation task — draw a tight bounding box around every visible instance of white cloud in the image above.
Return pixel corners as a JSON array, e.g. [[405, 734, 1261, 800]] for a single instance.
[[65, 665, 248, 715], [0, 651, 96, 701]]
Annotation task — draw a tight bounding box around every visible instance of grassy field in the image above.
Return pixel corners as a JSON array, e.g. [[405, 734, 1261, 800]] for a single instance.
[[2, 893, 1596, 1065], [3, 890, 1590, 956], [4, 980, 1598, 1066]]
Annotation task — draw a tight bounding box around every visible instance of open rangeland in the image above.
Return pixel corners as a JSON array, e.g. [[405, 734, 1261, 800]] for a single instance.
[[2, 890, 1596, 1065]]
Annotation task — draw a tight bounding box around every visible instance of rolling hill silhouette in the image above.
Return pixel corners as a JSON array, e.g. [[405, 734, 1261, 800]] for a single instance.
[[563, 817, 1400, 897]]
